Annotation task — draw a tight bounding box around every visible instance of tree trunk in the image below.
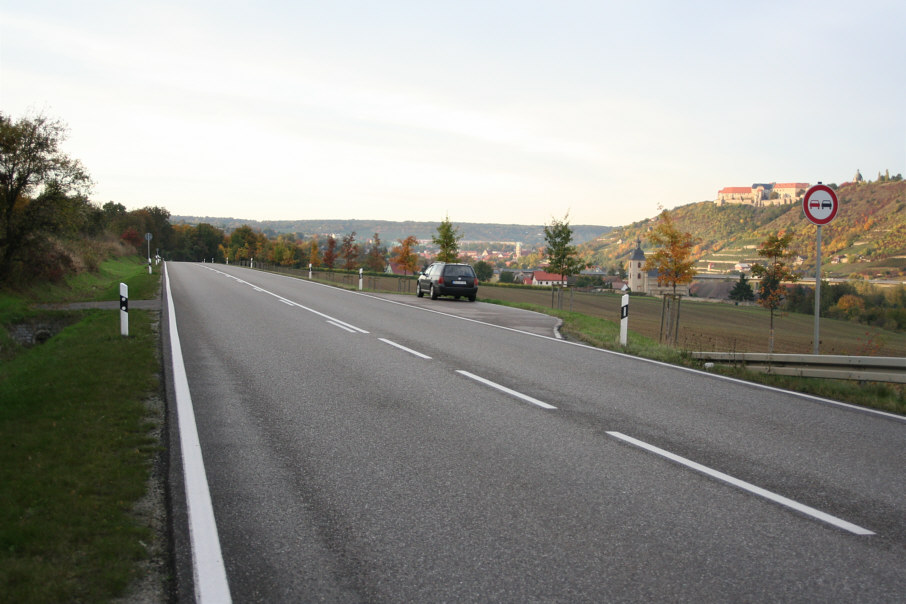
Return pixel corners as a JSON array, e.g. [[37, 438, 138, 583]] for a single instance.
[[658, 295, 682, 347]]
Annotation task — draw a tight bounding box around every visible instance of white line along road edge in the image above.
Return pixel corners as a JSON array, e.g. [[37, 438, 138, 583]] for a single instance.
[[607, 431, 874, 536], [165, 264, 233, 603]]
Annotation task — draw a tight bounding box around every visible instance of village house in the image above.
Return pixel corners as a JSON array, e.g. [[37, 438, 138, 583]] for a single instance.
[[527, 270, 568, 287]]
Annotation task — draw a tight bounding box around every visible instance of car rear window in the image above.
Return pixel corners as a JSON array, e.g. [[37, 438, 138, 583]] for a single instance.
[[444, 265, 475, 278]]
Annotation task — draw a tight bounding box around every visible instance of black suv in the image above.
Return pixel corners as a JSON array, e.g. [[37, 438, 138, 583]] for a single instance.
[[416, 262, 478, 301]]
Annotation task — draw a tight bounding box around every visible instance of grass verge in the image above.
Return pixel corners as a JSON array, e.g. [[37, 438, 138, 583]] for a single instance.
[[22, 256, 159, 304], [0, 256, 161, 602], [481, 297, 906, 416]]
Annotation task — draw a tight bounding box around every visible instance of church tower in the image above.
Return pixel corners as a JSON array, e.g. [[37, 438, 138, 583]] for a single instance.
[[626, 238, 648, 294]]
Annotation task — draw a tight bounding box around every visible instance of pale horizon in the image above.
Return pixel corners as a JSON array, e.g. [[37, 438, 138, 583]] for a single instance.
[[2, 1, 903, 227]]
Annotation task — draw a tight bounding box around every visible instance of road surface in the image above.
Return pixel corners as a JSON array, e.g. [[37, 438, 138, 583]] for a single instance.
[[162, 262, 906, 602]]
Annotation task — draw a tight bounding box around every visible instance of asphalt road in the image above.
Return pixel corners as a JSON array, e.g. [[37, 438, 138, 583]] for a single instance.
[[163, 262, 906, 602]]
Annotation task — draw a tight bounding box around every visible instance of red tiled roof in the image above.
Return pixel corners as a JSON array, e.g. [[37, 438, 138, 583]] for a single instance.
[[774, 182, 810, 189], [533, 271, 567, 282], [718, 187, 752, 194]]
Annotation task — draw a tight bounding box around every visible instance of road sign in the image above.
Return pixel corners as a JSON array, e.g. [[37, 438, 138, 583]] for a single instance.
[[802, 183, 838, 354], [802, 184, 838, 225], [145, 232, 153, 241]]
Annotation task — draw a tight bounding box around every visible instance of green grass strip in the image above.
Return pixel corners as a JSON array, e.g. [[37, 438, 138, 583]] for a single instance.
[[22, 256, 159, 304], [0, 309, 159, 603]]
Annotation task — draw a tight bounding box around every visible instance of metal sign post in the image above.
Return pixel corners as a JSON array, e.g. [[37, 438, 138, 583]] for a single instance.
[[802, 183, 839, 355], [814, 224, 822, 355]]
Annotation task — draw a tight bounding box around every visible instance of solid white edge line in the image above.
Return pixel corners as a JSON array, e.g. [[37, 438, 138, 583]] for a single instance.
[[606, 431, 875, 536], [165, 264, 233, 602], [457, 370, 557, 410], [379, 338, 432, 359]]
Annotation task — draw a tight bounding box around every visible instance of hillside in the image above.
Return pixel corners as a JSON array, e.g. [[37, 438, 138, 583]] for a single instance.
[[582, 180, 906, 279], [170, 217, 612, 247]]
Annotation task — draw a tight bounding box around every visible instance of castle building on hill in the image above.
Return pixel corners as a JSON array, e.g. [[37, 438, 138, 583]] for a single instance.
[[717, 182, 810, 206]]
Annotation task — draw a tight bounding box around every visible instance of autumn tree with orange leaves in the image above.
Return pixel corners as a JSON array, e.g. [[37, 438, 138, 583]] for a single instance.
[[390, 235, 419, 276], [644, 210, 698, 345], [323, 235, 338, 269], [340, 231, 360, 270], [308, 237, 321, 268], [364, 232, 387, 272]]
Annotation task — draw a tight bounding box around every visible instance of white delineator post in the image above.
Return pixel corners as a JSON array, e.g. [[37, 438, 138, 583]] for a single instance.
[[309, 263, 312, 279], [120, 282, 128, 337], [620, 294, 629, 346], [145, 232, 153, 274], [359, 268, 364, 291]]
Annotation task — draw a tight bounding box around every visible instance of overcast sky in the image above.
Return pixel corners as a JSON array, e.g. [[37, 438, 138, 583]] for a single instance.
[[2, 1, 903, 227]]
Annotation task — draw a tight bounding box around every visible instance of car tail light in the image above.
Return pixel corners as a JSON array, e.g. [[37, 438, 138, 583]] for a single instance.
[[474, 278, 479, 286], [438, 276, 444, 284]]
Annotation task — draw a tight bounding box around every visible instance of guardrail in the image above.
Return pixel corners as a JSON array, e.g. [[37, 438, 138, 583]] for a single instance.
[[691, 352, 906, 384]]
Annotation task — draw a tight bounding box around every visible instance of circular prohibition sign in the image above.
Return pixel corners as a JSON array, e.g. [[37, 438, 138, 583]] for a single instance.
[[802, 184, 839, 225]]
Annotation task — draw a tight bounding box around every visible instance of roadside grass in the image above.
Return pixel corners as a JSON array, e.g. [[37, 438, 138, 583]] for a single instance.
[[23, 256, 158, 303], [477, 285, 906, 357], [0, 256, 161, 603]]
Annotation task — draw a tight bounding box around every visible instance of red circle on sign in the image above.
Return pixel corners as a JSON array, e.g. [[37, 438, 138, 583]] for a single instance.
[[802, 184, 838, 225]]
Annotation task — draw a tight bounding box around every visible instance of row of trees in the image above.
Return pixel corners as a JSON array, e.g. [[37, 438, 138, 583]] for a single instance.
[[170, 217, 461, 277], [172, 213, 579, 282]]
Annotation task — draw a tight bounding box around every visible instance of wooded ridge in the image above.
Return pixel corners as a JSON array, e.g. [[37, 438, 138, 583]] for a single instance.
[[171, 217, 613, 247]]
